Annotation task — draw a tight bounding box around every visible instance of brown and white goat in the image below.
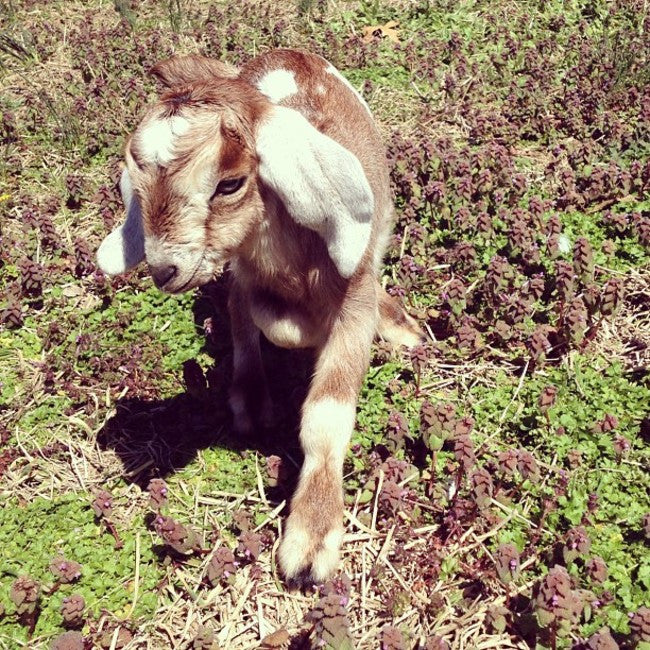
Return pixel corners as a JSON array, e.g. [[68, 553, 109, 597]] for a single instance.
[[97, 49, 421, 584]]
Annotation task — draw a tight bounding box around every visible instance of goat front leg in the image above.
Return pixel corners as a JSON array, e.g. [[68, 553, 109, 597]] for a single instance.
[[279, 279, 377, 584], [227, 280, 274, 434]]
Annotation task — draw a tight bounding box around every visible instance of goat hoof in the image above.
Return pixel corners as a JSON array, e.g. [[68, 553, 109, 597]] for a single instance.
[[279, 515, 343, 586], [285, 569, 318, 593]]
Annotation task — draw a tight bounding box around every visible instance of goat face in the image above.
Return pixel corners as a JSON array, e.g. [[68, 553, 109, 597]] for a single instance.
[[103, 80, 269, 293]]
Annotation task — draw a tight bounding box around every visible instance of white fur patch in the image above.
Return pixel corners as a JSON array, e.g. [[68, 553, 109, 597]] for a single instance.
[[256, 106, 374, 278], [119, 165, 134, 205], [278, 515, 344, 581], [254, 313, 307, 348], [278, 520, 311, 578], [137, 115, 190, 165], [96, 168, 145, 275], [256, 69, 298, 104], [300, 399, 356, 469], [248, 299, 316, 349], [326, 63, 371, 114], [310, 526, 345, 581]]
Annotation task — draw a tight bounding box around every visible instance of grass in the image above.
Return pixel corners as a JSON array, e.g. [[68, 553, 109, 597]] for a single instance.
[[0, 0, 649, 648]]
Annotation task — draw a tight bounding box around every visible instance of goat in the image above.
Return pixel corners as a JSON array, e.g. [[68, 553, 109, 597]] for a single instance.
[[97, 48, 422, 584]]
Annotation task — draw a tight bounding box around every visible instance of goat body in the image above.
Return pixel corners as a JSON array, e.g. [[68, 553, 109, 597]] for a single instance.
[[97, 48, 421, 583]]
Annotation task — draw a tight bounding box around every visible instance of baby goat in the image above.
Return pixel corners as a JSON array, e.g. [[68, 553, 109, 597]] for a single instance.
[[97, 48, 421, 584]]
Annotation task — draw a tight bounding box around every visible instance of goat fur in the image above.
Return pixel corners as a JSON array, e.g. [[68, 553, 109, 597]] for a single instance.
[[97, 48, 422, 584]]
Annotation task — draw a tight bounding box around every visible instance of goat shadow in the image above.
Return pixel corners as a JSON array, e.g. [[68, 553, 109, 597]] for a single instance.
[[96, 273, 314, 491]]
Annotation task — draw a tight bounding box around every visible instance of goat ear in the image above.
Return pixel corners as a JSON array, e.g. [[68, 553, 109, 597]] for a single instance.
[[150, 55, 239, 88], [96, 168, 145, 275], [255, 106, 374, 278]]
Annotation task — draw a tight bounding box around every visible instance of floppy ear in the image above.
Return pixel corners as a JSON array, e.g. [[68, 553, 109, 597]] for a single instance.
[[150, 55, 239, 88], [96, 168, 145, 275], [255, 106, 374, 278]]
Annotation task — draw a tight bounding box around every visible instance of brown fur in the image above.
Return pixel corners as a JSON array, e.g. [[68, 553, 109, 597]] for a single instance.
[[139, 171, 176, 237], [290, 464, 343, 541], [378, 288, 423, 346], [150, 54, 239, 87]]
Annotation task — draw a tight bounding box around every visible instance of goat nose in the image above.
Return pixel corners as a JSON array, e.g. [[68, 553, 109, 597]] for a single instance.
[[150, 264, 178, 288]]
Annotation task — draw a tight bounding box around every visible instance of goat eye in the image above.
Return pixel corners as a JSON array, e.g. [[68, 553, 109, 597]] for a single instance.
[[212, 177, 245, 198]]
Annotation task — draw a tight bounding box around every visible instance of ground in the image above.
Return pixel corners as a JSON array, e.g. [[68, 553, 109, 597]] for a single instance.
[[0, 1, 649, 649]]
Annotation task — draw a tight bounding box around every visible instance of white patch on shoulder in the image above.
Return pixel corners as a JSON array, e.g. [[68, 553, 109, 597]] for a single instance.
[[315, 83, 326, 95], [137, 115, 190, 165], [256, 69, 298, 104], [325, 63, 371, 114]]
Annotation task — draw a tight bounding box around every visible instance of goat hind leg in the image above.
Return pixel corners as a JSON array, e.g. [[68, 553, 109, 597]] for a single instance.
[[377, 285, 424, 347]]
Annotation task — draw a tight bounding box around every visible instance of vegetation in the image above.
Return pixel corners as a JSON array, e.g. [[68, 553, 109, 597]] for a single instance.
[[0, 0, 648, 648]]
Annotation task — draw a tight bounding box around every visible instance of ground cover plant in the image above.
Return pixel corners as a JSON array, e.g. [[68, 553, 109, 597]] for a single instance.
[[0, 0, 649, 647]]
